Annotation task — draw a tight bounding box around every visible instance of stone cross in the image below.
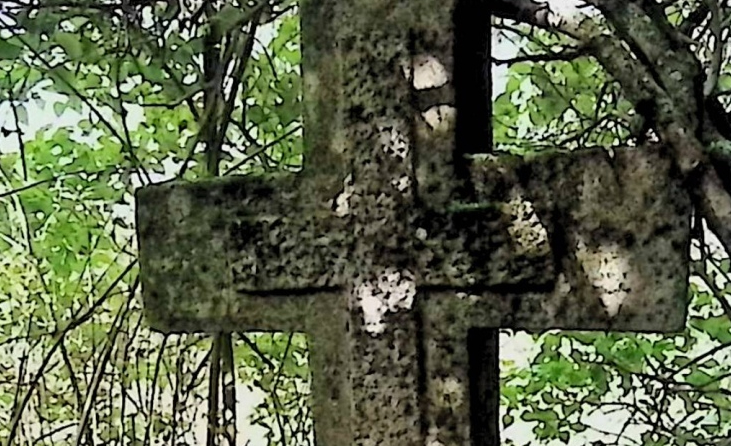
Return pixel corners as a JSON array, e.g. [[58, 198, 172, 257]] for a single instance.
[[135, 0, 692, 444]]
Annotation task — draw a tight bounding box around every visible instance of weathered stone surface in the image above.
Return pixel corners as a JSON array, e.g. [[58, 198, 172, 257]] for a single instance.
[[136, 173, 554, 315], [468, 144, 691, 331], [136, 174, 346, 332], [137, 143, 691, 445], [137, 145, 690, 333], [413, 145, 692, 446], [136, 0, 693, 444]]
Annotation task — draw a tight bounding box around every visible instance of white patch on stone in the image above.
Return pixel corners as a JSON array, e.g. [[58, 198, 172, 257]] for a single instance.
[[415, 227, 428, 241], [504, 197, 549, 255], [390, 175, 411, 192], [557, 273, 571, 295], [421, 105, 456, 132], [378, 121, 410, 159], [435, 376, 464, 406], [333, 174, 353, 217], [543, 273, 572, 319], [332, 126, 349, 155], [426, 425, 447, 446], [575, 238, 631, 317], [355, 268, 417, 335], [406, 54, 449, 90]]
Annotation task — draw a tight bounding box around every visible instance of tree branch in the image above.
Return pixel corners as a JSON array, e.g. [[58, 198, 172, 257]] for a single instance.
[[703, 0, 723, 97], [491, 0, 551, 27], [679, 0, 710, 36], [492, 48, 587, 65]]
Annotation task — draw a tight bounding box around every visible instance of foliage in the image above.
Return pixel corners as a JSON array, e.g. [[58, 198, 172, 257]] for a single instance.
[[0, 1, 730, 446], [491, 22, 636, 153], [0, 0, 305, 445], [502, 267, 731, 445]]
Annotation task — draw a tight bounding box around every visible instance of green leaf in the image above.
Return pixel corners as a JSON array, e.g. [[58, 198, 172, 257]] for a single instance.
[[719, 258, 730, 273], [55, 32, 84, 59], [667, 10, 683, 26], [53, 101, 66, 117], [502, 414, 514, 428], [522, 409, 559, 423], [85, 73, 102, 88], [511, 62, 532, 76], [563, 402, 581, 417], [0, 153, 20, 176], [247, 105, 266, 125], [685, 369, 713, 387], [135, 58, 166, 84], [15, 104, 28, 126], [0, 40, 22, 60], [719, 74, 731, 93], [47, 66, 78, 96], [690, 316, 731, 343]]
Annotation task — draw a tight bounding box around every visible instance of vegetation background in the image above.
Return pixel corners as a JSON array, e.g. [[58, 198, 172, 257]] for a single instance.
[[0, 0, 729, 445]]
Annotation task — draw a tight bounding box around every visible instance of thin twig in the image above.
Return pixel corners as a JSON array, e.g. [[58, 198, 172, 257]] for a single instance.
[[4, 259, 138, 446], [492, 48, 586, 65], [223, 124, 301, 175], [73, 278, 138, 446]]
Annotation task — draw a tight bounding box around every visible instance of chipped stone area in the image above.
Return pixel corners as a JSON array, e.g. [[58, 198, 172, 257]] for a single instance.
[[403, 54, 450, 90], [421, 105, 456, 132], [354, 268, 417, 334]]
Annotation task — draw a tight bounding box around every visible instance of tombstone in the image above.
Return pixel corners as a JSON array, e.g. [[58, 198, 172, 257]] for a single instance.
[[135, 0, 692, 444]]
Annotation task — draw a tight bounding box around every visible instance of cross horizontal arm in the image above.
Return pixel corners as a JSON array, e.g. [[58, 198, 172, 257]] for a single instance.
[[136, 145, 690, 334], [468, 144, 691, 332]]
